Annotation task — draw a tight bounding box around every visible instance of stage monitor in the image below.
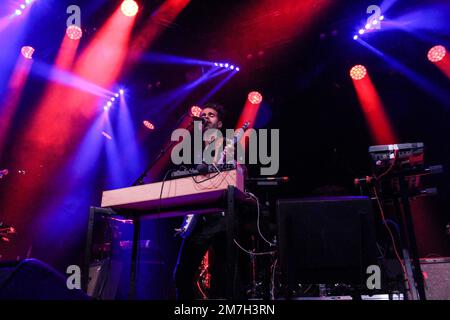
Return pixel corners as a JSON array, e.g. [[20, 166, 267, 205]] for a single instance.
[[277, 196, 378, 288]]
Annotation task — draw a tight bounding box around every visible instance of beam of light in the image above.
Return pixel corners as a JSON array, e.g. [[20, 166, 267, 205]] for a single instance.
[[0, 5, 33, 96], [136, 67, 230, 169], [197, 71, 238, 106], [29, 113, 107, 264], [63, 113, 108, 186], [31, 61, 114, 98], [357, 39, 450, 106], [236, 92, 263, 131], [127, 0, 191, 64], [380, 0, 399, 13], [3, 109, 106, 222], [142, 67, 225, 125], [66, 5, 137, 120], [5, 34, 85, 176], [140, 52, 214, 66], [36, 113, 108, 201], [17, 4, 136, 163], [429, 46, 450, 80], [0, 17, 13, 34], [114, 95, 145, 187], [164, 67, 229, 113], [376, 19, 449, 47], [0, 55, 33, 155], [0, 112, 107, 258], [143, 114, 194, 182], [234, 92, 265, 156], [56, 31, 82, 71], [1, 32, 85, 207], [393, 2, 450, 35], [351, 73, 397, 145], [2, 7, 137, 233], [103, 114, 127, 188]]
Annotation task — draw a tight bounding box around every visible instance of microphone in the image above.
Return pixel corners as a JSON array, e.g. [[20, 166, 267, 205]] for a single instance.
[[191, 115, 207, 124], [196, 162, 209, 174]]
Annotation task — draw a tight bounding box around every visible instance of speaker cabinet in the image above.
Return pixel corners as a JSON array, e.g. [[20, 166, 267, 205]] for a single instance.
[[410, 196, 450, 258], [87, 258, 122, 299], [277, 196, 378, 287], [420, 257, 450, 300]]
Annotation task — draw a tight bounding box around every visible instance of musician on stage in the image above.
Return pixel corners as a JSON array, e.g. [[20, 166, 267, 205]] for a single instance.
[[173, 103, 230, 299]]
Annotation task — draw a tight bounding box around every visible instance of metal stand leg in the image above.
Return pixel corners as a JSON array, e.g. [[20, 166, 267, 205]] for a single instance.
[[398, 175, 427, 300], [83, 207, 96, 293], [402, 248, 419, 300], [129, 217, 141, 299], [226, 185, 236, 299]]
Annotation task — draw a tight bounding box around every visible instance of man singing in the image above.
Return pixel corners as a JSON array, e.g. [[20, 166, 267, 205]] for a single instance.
[[173, 103, 230, 299]]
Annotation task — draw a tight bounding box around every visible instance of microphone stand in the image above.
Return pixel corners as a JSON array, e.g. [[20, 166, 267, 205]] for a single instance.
[[126, 114, 198, 298], [132, 114, 197, 186]]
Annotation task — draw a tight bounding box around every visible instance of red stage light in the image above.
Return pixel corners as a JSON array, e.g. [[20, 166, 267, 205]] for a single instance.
[[427, 45, 446, 63], [21, 46, 34, 59], [350, 65, 367, 80], [143, 120, 155, 130], [190, 106, 202, 117], [66, 25, 83, 40], [248, 91, 263, 104], [121, 0, 139, 17]]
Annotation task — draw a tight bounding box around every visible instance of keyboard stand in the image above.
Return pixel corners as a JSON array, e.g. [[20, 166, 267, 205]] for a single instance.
[[84, 185, 251, 299]]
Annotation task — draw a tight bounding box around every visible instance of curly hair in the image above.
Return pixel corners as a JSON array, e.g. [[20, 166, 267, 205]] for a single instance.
[[202, 103, 225, 121]]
